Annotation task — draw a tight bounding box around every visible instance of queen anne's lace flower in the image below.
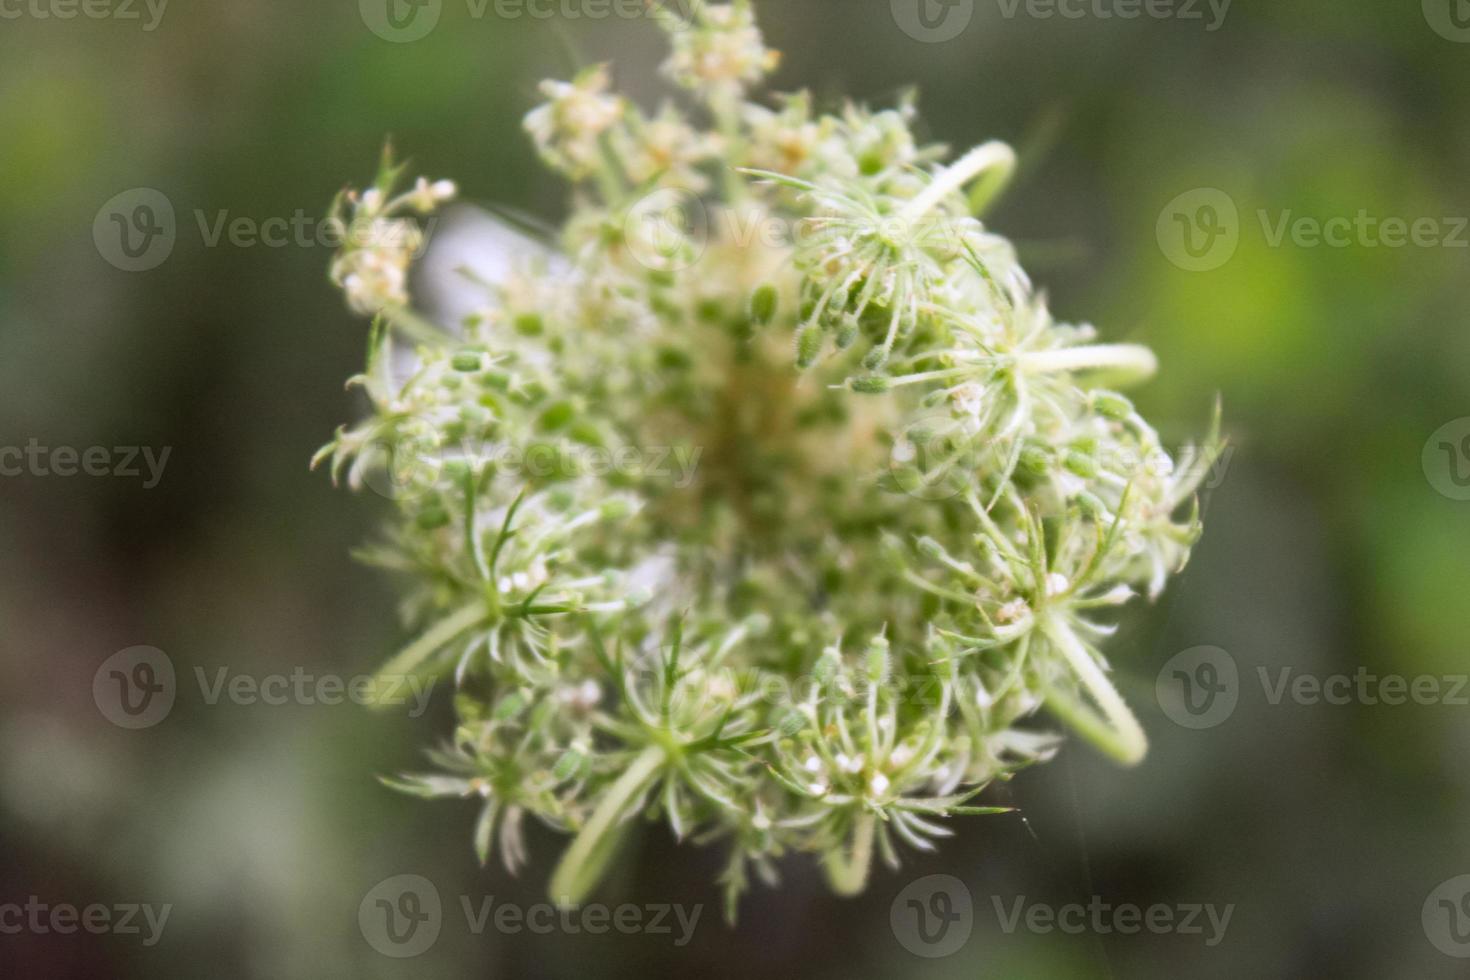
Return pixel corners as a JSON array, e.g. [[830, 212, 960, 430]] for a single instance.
[[316, 2, 1220, 921]]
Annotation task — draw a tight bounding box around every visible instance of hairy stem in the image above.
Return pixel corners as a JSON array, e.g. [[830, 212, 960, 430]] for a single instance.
[[900, 141, 1017, 224], [549, 745, 664, 906], [1042, 616, 1148, 766], [368, 601, 487, 707], [823, 811, 877, 896]]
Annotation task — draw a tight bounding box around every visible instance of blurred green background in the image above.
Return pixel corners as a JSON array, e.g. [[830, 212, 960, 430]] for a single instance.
[[2, 0, 1469, 976]]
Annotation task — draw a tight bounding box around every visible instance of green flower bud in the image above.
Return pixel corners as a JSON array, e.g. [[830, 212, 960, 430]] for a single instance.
[[1064, 449, 1097, 479], [850, 376, 890, 394], [750, 285, 778, 325], [796, 324, 824, 369], [1093, 390, 1134, 421]]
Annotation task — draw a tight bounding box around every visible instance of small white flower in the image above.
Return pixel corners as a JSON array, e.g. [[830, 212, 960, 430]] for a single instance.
[[663, 2, 779, 96], [995, 598, 1030, 625], [523, 65, 624, 178]]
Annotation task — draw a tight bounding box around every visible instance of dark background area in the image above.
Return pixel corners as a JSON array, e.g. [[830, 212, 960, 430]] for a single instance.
[[2, 0, 1468, 976]]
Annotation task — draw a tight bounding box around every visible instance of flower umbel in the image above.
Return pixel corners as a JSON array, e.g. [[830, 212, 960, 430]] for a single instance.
[[316, 1, 1221, 921]]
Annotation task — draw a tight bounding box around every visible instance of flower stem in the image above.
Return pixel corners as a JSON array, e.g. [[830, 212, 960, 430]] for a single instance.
[[1041, 616, 1148, 766], [549, 745, 664, 907], [368, 601, 487, 708], [823, 811, 876, 896]]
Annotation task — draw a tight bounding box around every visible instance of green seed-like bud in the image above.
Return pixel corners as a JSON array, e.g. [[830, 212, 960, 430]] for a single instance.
[[778, 710, 807, 737], [552, 747, 585, 781], [1018, 446, 1050, 476], [750, 285, 778, 326], [493, 692, 525, 721], [861, 347, 887, 370], [452, 352, 483, 372], [1093, 390, 1133, 421], [442, 459, 473, 485], [866, 634, 891, 685], [849, 376, 890, 394], [796, 324, 824, 369], [972, 533, 997, 563], [513, 312, 545, 337], [600, 497, 634, 520], [834, 318, 859, 350], [1074, 490, 1106, 519], [916, 536, 946, 561], [1064, 449, 1097, 479], [813, 647, 842, 686], [415, 507, 451, 531], [538, 400, 575, 432]]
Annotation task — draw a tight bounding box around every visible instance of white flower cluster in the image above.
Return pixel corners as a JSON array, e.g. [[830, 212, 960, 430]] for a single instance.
[[318, 0, 1219, 920], [328, 164, 456, 315]]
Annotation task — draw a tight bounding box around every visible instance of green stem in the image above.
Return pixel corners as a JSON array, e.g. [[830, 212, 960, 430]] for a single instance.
[[1041, 616, 1147, 766], [823, 812, 876, 897], [383, 305, 450, 347], [550, 745, 664, 906], [368, 601, 487, 707]]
